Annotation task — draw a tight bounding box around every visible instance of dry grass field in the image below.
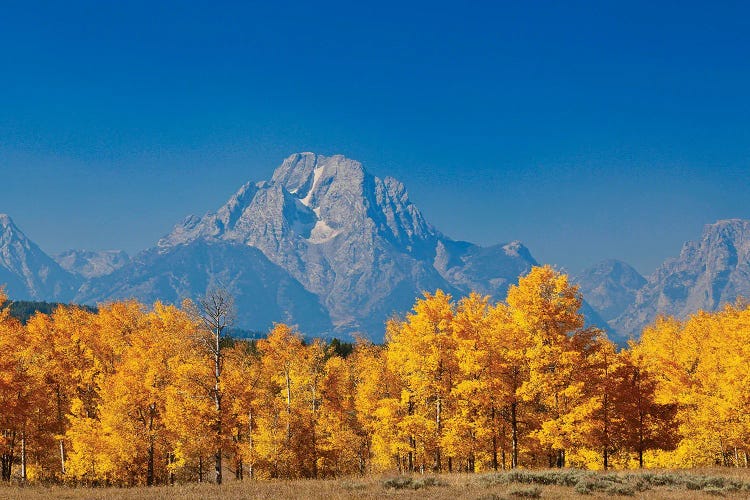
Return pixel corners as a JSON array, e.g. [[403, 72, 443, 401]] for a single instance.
[[2, 469, 750, 499]]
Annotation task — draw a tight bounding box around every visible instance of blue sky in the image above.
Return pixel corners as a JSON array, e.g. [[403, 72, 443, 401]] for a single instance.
[[1, 1, 749, 275]]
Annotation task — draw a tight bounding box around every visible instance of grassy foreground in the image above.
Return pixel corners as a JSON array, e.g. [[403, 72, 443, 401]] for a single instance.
[[2, 469, 750, 499]]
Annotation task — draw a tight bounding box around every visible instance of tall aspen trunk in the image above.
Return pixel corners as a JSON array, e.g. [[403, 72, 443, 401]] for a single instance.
[[248, 408, 254, 479], [56, 386, 66, 476], [147, 441, 155, 486], [435, 397, 442, 472], [214, 330, 223, 485], [198, 456, 203, 483], [311, 385, 318, 479], [235, 428, 243, 480], [168, 453, 175, 485], [511, 401, 519, 468], [285, 371, 292, 442], [1, 430, 15, 481], [147, 404, 155, 486], [638, 409, 645, 468], [20, 429, 26, 483], [491, 405, 498, 471], [556, 449, 565, 468]]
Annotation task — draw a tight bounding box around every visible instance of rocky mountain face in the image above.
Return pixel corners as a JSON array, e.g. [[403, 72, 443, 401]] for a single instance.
[[575, 260, 646, 323], [150, 153, 539, 336], [0, 214, 79, 300], [75, 240, 332, 334], [55, 249, 130, 278], [609, 219, 750, 337], [0, 154, 543, 339], [576, 220, 750, 341]]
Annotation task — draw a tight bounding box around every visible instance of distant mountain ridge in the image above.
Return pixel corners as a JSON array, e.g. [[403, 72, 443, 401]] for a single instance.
[[55, 249, 130, 278], [4, 154, 749, 341], [0, 214, 79, 300], [575, 260, 646, 322], [138, 152, 540, 337], [577, 219, 750, 340], [0, 153, 541, 339]]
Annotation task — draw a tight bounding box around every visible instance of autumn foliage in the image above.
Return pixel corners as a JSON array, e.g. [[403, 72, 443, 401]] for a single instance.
[[0, 265, 749, 485]]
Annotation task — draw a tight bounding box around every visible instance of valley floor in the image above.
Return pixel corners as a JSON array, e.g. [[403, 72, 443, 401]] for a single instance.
[[2, 469, 750, 499]]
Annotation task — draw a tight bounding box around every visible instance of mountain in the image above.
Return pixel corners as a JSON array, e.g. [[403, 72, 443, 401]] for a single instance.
[[1, 154, 613, 340], [76, 240, 332, 335], [55, 249, 130, 278], [85, 153, 540, 338], [0, 214, 79, 301], [575, 260, 646, 323], [609, 219, 750, 338]]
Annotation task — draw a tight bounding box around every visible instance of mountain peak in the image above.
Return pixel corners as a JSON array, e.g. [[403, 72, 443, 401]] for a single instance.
[[0, 213, 15, 229], [575, 259, 646, 326], [0, 216, 79, 301], [271, 153, 366, 203], [702, 218, 750, 238], [610, 218, 750, 338]]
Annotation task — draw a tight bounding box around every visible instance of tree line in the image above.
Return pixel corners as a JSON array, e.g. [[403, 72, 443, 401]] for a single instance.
[[0, 265, 748, 485]]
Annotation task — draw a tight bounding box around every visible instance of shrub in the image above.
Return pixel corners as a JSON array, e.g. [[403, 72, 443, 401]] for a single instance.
[[411, 476, 447, 489], [382, 475, 447, 490], [340, 479, 367, 491], [382, 476, 413, 489], [508, 485, 542, 498]]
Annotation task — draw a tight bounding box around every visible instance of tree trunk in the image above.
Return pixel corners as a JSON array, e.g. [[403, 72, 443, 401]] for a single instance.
[[511, 401, 519, 468], [2, 430, 16, 482], [198, 456, 203, 483], [603, 391, 609, 470], [147, 404, 155, 486], [556, 449, 565, 468], [168, 453, 175, 485], [434, 397, 442, 472], [407, 396, 415, 472], [20, 430, 26, 483], [638, 410, 645, 468], [285, 371, 292, 443], [214, 324, 223, 485], [57, 386, 66, 476], [248, 408, 254, 480], [147, 442, 154, 486]]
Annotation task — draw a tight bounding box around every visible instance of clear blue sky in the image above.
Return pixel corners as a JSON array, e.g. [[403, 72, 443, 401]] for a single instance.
[[1, 1, 749, 275]]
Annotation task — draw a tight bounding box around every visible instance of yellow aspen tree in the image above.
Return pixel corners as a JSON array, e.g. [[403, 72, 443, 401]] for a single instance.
[[222, 340, 262, 480], [316, 354, 362, 476], [352, 338, 403, 472], [486, 302, 534, 469], [386, 290, 457, 472], [0, 289, 36, 482], [507, 265, 587, 468], [566, 334, 622, 470], [448, 293, 493, 472], [611, 346, 678, 468], [255, 323, 307, 478], [63, 301, 149, 484], [95, 303, 189, 485], [24, 304, 98, 479]]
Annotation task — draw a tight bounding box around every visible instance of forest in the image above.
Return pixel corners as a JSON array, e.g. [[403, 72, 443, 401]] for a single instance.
[[0, 265, 749, 487]]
